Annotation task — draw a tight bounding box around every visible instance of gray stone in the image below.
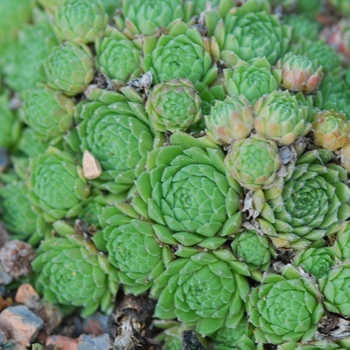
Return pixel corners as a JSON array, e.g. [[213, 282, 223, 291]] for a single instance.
[[77, 334, 112, 350]]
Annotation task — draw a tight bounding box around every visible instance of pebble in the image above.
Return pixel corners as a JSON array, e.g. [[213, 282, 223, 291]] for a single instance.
[[82, 312, 110, 336], [77, 334, 112, 350], [82, 150, 102, 180], [0, 329, 7, 345], [0, 305, 44, 347], [46, 335, 79, 350], [15, 284, 40, 309]]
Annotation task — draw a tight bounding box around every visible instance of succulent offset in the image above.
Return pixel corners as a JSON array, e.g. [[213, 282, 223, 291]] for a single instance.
[[3, 0, 350, 349]]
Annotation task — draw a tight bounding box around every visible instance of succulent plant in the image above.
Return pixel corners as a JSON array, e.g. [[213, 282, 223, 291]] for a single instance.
[[142, 20, 217, 86], [312, 110, 350, 151], [27, 147, 90, 222], [254, 90, 312, 145], [154, 249, 250, 336], [96, 26, 142, 85], [210, 0, 291, 66], [257, 149, 350, 248], [205, 94, 254, 146], [22, 87, 74, 142], [276, 53, 323, 93], [146, 78, 202, 132], [225, 134, 282, 191], [224, 58, 281, 104], [54, 0, 108, 44], [115, 0, 191, 37], [32, 222, 118, 317], [247, 264, 324, 344], [44, 43, 94, 96]]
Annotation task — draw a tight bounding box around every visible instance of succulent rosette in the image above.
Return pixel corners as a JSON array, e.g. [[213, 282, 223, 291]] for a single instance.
[[341, 144, 350, 173], [54, 0, 108, 44], [115, 0, 191, 37], [37, 0, 66, 14], [96, 26, 142, 85], [146, 78, 202, 132], [27, 147, 90, 222], [205, 95, 254, 146], [209, 0, 291, 66], [22, 87, 74, 143], [32, 221, 118, 317], [257, 149, 350, 248], [94, 206, 172, 295], [142, 20, 217, 86], [76, 86, 164, 194], [0, 93, 21, 149], [3, 13, 59, 92], [129, 131, 243, 249], [0, 181, 37, 241], [312, 110, 350, 151], [319, 262, 350, 317], [293, 247, 335, 279], [223, 58, 281, 105], [276, 53, 323, 93], [224, 134, 282, 191], [317, 87, 350, 121], [254, 90, 312, 146], [44, 42, 94, 96], [154, 249, 250, 336], [231, 230, 276, 274], [248, 264, 324, 345]]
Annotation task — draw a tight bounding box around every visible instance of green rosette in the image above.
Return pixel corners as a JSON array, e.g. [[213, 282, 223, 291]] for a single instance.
[[54, 0, 108, 44], [209, 0, 291, 66], [115, 0, 192, 37], [254, 90, 312, 146], [223, 58, 281, 105], [22, 87, 74, 143], [224, 134, 282, 191], [231, 230, 276, 274], [257, 149, 350, 249], [153, 248, 250, 336], [2, 11, 59, 92], [27, 147, 90, 222], [205, 94, 254, 146], [319, 261, 350, 317], [247, 264, 324, 345], [146, 78, 202, 133], [330, 0, 350, 16], [44, 42, 94, 96], [142, 20, 217, 86], [95, 206, 172, 295], [129, 131, 243, 249], [293, 246, 335, 279], [76, 86, 164, 194], [96, 26, 142, 86], [37, 0, 66, 14], [32, 221, 118, 317], [0, 181, 37, 241]]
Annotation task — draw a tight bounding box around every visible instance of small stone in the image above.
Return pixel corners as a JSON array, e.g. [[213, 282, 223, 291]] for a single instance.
[[82, 150, 102, 180], [15, 284, 40, 309], [46, 335, 79, 350], [77, 334, 112, 350], [0, 305, 44, 347]]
